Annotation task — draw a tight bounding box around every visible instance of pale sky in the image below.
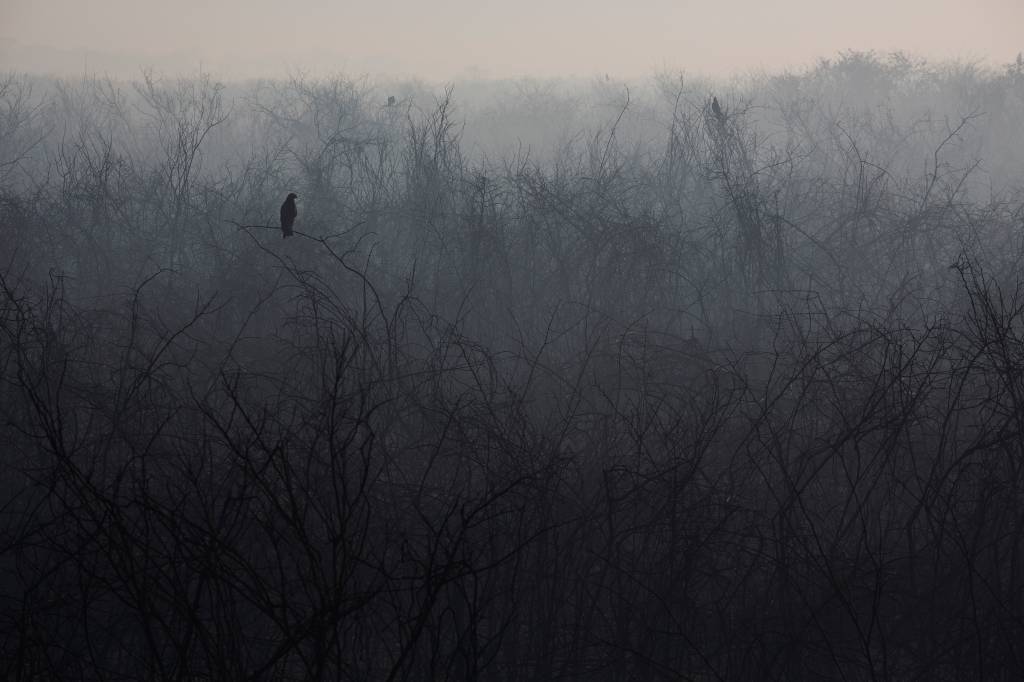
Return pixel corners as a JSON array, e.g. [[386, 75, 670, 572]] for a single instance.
[[1, 0, 1021, 79]]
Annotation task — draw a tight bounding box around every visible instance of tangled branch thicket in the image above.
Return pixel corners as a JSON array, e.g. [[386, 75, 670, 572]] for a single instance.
[[3, 53, 1024, 679]]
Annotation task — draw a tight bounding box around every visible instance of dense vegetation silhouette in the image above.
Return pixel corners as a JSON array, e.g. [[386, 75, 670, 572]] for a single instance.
[[2, 52, 1024, 679]]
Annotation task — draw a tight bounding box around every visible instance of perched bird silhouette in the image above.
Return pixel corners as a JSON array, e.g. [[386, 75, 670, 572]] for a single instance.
[[387, 95, 396, 106], [280, 193, 298, 238], [711, 96, 725, 124]]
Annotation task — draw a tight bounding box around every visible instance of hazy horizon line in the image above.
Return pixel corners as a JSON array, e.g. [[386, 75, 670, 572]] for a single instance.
[[1, 36, 1019, 85]]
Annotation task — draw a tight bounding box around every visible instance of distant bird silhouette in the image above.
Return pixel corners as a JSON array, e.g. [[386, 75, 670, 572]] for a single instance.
[[280, 193, 298, 238], [387, 95, 396, 106], [711, 96, 725, 124]]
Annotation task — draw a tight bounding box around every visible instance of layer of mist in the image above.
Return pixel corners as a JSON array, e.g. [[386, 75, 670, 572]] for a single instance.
[[3, 51, 1024, 679]]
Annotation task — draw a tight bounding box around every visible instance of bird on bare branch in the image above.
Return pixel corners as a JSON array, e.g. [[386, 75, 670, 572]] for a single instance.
[[711, 96, 726, 125], [280, 193, 298, 238]]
